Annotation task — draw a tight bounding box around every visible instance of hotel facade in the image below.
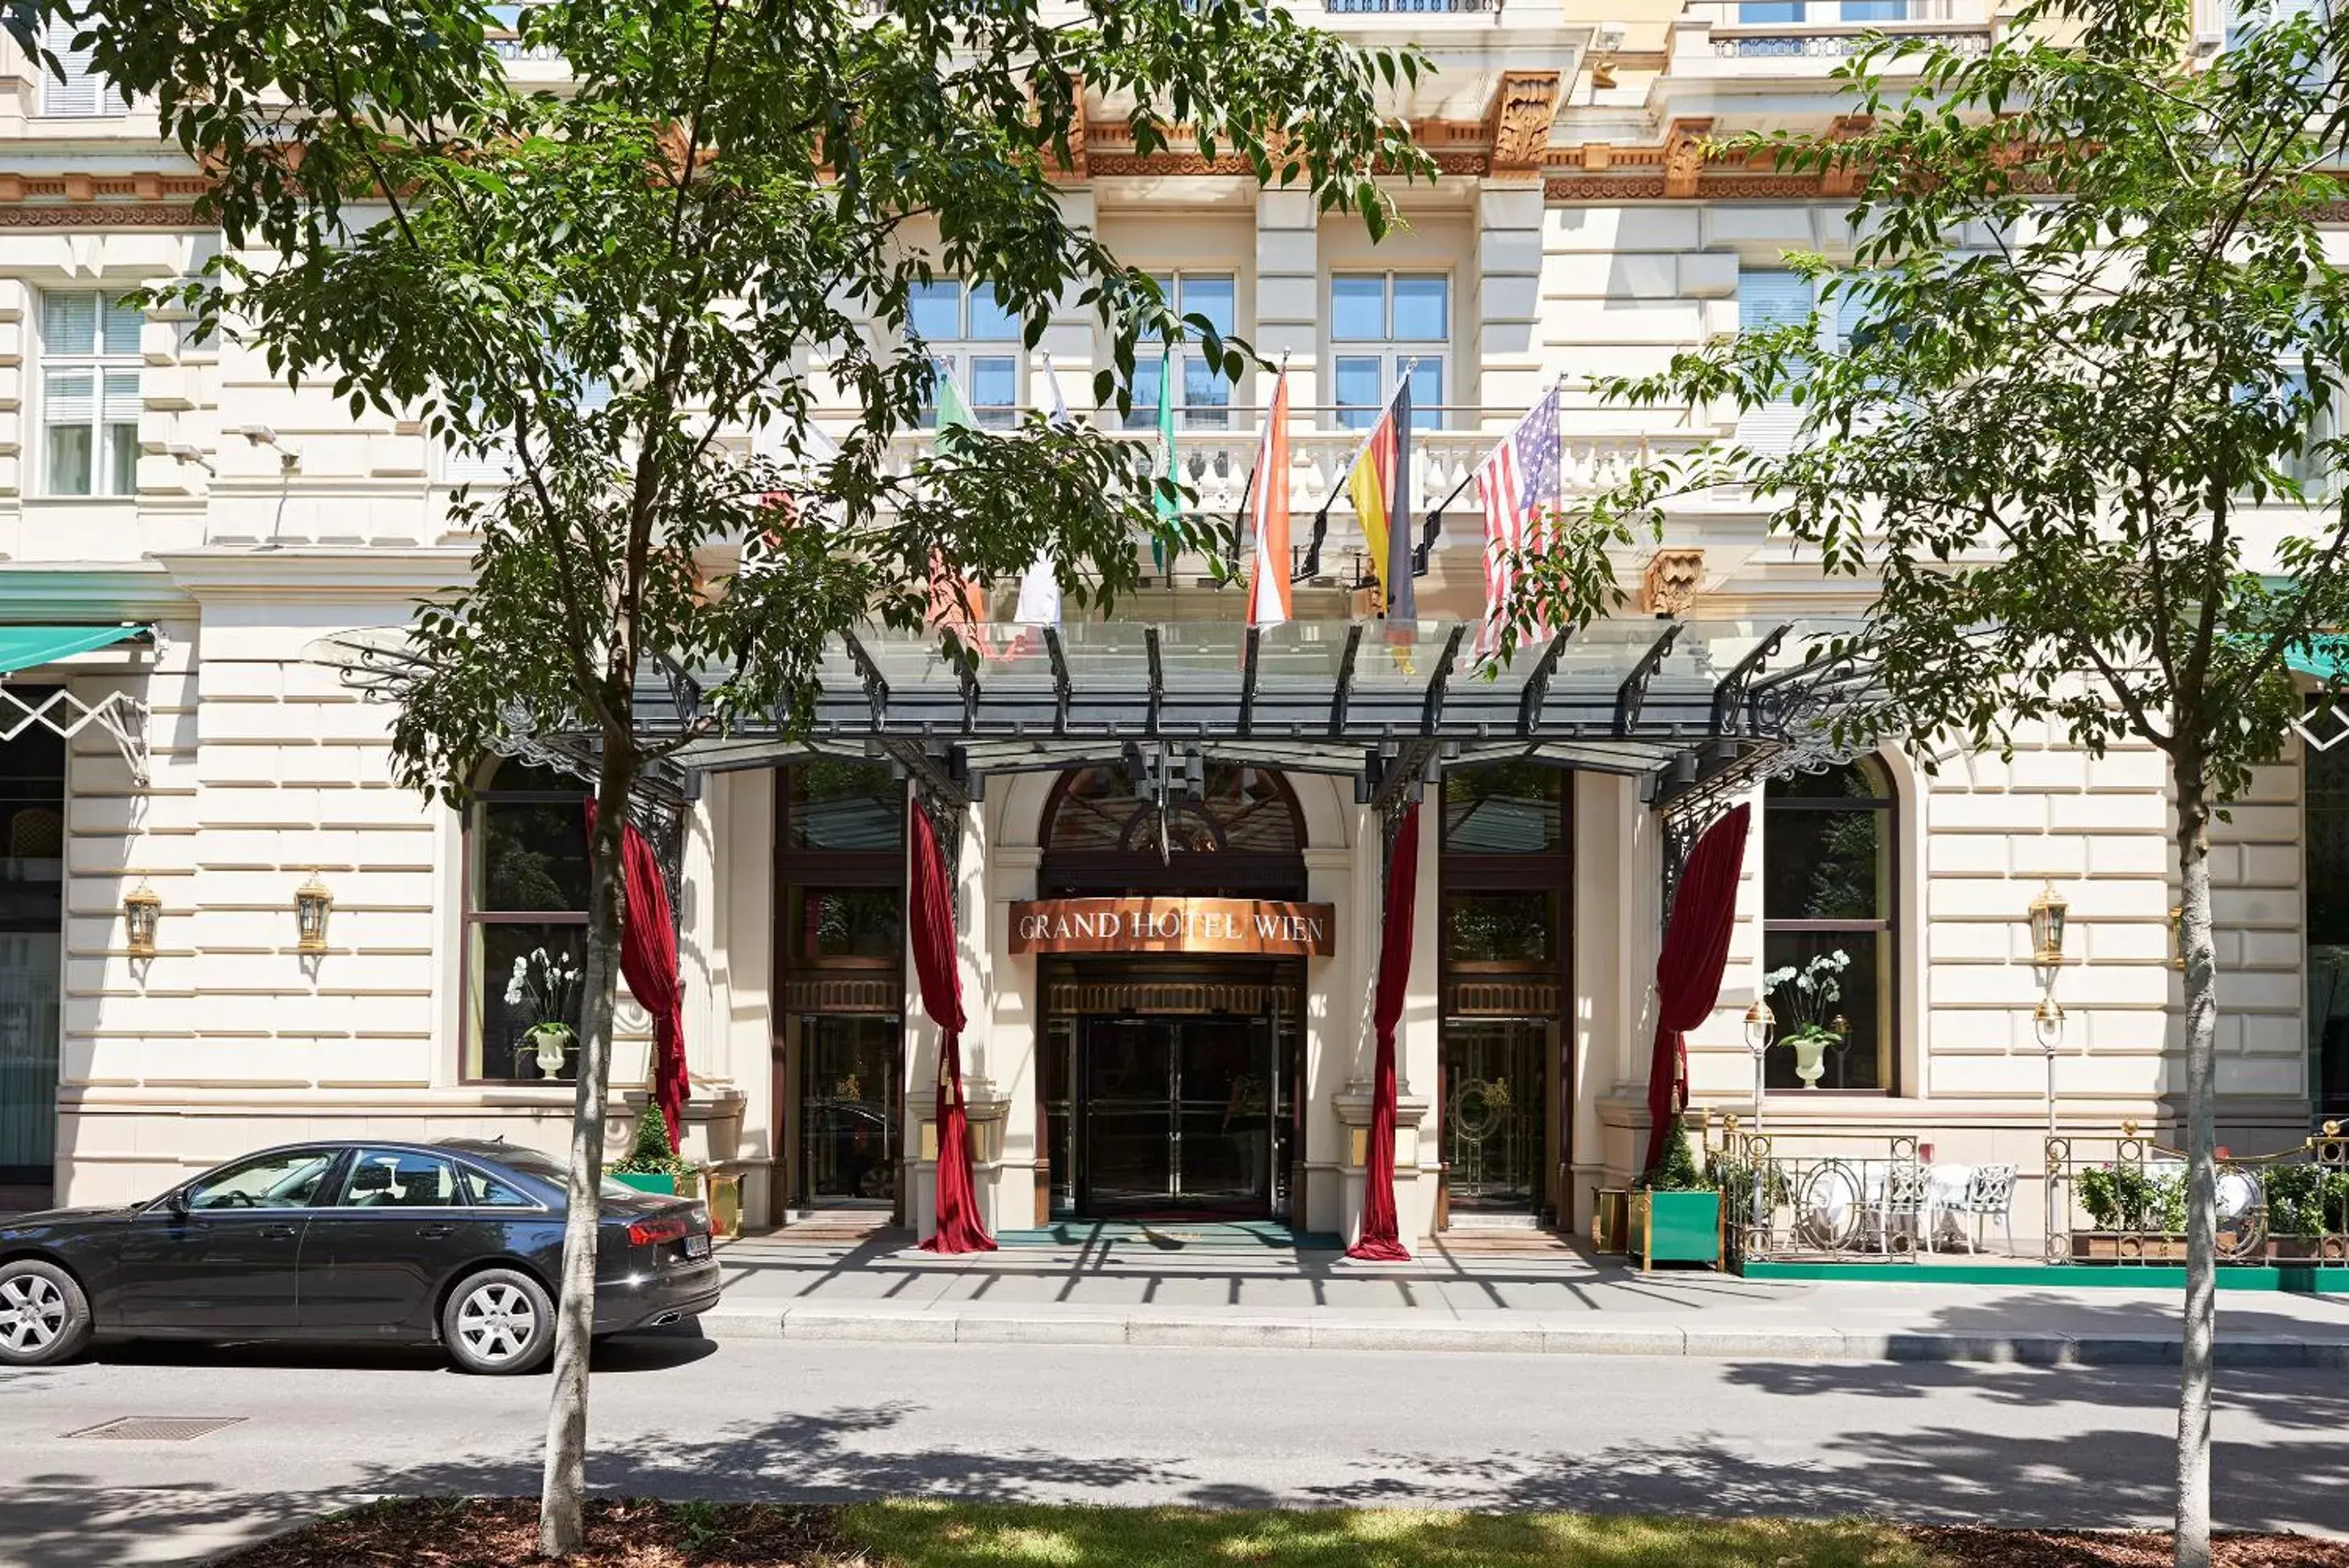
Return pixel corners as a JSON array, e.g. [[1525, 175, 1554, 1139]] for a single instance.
[[0, 0, 2331, 1248]]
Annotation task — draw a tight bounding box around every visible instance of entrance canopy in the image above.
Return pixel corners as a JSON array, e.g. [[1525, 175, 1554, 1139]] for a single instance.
[[636, 616, 1879, 821]]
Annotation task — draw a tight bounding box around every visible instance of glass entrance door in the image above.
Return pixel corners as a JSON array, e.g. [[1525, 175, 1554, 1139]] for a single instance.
[[800, 1015, 901, 1206], [1078, 1015, 1269, 1217], [1439, 1019, 1547, 1212]]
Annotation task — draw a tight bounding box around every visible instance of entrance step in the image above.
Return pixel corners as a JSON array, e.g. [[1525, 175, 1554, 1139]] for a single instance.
[[771, 1209, 907, 1248], [998, 1219, 1343, 1252], [1430, 1224, 1583, 1258], [1443, 1212, 1547, 1231]]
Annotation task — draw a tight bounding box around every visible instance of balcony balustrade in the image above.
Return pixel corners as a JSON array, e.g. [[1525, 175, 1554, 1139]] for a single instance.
[[876, 406, 1698, 524], [1672, 0, 1993, 68]]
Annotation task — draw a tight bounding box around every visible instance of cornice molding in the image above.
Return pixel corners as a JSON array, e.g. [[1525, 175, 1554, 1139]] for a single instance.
[[150, 546, 473, 600]]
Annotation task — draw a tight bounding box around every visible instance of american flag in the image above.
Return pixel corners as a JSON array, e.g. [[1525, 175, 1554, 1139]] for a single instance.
[[1473, 385, 1561, 655]]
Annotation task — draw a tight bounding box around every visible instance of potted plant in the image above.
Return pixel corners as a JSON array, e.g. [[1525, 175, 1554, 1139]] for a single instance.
[[2256, 1163, 2349, 1261], [2071, 1160, 2203, 1261], [1762, 949, 1851, 1089], [611, 1100, 699, 1199], [504, 946, 582, 1081], [1627, 1113, 1721, 1270]]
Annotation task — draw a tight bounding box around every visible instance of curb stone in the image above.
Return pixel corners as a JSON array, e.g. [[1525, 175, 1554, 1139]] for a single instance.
[[673, 1308, 2349, 1368]]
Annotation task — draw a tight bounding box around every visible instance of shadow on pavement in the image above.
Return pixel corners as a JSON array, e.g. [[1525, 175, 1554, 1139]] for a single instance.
[[72, 1327, 719, 1376]]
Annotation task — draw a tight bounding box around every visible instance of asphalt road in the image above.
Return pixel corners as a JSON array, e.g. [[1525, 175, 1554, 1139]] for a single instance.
[[2, 1333, 2345, 1566]]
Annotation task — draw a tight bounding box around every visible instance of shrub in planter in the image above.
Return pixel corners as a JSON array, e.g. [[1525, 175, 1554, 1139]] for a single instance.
[[1629, 1115, 1721, 1268], [2076, 1163, 2187, 1233], [611, 1101, 697, 1198]]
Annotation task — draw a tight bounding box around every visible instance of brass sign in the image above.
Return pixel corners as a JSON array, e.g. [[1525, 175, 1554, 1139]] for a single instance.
[[1010, 896, 1335, 957]]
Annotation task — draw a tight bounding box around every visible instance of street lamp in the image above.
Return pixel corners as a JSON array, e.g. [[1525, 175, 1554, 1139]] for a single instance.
[[1743, 998, 1775, 1134], [2034, 996, 2066, 1136], [2028, 883, 2070, 1138]]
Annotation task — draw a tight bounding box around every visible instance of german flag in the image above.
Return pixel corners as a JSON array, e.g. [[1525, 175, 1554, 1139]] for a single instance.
[[1343, 379, 1414, 622]]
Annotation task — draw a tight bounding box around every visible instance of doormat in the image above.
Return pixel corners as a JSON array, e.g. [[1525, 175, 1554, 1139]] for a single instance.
[[996, 1219, 1344, 1251]]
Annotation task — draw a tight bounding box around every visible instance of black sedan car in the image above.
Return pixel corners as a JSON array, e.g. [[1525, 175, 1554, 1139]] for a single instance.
[[0, 1138, 721, 1374]]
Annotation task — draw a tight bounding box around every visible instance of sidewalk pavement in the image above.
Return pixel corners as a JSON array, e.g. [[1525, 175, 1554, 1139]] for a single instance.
[[693, 1233, 2349, 1367]]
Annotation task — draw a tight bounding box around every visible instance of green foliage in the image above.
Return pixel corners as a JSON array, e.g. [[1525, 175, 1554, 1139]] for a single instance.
[[14, 0, 1430, 808], [1642, 1115, 1709, 1192], [2260, 1163, 2349, 1237], [2076, 1163, 2189, 1233], [611, 1099, 692, 1178], [1507, 0, 2349, 815]]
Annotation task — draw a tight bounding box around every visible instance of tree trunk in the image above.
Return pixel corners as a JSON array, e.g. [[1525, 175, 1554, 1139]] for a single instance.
[[537, 738, 637, 1559], [2173, 763, 2218, 1568]]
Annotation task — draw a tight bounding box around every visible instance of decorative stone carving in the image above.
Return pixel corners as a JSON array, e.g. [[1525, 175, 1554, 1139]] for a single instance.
[[1642, 549, 1705, 616], [1483, 70, 1562, 175], [1662, 119, 1713, 199], [1821, 114, 1874, 198]]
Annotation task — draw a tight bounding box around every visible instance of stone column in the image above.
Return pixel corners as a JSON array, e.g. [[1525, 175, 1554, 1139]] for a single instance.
[[1254, 188, 1321, 411]]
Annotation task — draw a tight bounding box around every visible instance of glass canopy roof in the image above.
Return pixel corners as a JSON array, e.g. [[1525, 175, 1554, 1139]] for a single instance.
[[640, 616, 1878, 812]]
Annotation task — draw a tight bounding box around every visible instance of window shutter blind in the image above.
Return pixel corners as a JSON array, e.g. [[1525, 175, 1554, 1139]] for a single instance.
[[102, 298, 145, 356], [442, 442, 516, 486], [43, 292, 96, 356], [1735, 268, 1814, 455], [43, 36, 126, 116], [43, 371, 93, 426]]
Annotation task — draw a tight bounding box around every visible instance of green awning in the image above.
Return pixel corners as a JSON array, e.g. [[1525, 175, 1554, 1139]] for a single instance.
[[0, 624, 146, 674]]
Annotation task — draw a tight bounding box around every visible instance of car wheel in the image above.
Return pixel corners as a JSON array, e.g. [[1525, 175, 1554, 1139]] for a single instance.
[[441, 1268, 554, 1376], [0, 1260, 92, 1367]]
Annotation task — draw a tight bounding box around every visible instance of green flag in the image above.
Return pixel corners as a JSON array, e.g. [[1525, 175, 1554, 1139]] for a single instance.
[[935, 370, 978, 455], [1150, 347, 1176, 574]]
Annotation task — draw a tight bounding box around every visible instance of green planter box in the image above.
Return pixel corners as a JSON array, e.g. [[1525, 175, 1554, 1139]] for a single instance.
[[612, 1171, 697, 1198], [1629, 1188, 1721, 1270]]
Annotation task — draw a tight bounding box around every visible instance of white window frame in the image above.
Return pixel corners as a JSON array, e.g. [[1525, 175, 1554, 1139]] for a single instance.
[[38, 26, 130, 117], [1328, 270, 1449, 432], [436, 372, 615, 488], [38, 289, 143, 499], [910, 280, 1022, 430], [1735, 263, 1864, 455], [1123, 271, 1239, 434]]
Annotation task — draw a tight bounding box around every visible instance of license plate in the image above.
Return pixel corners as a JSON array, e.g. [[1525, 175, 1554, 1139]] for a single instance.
[[682, 1233, 711, 1260]]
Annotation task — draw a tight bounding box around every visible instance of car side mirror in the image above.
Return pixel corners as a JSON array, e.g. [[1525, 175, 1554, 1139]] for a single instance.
[[163, 1188, 191, 1217]]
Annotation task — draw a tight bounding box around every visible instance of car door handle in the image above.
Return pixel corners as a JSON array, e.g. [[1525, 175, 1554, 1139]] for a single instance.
[[418, 1224, 455, 1239], [258, 1224, 299, 1240]]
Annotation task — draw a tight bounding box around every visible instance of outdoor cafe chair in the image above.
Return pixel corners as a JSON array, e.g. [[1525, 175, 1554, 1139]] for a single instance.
[[1958, 1163, 2016, 1255]]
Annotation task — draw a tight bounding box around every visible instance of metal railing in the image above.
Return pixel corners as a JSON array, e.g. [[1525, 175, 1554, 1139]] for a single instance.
[[1716, 1128, 1968, 1265], [2045, 1123, 2349, 1267]]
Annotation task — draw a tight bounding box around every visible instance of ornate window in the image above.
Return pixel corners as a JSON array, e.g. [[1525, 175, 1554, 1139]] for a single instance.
[[1039, 763, 1304, 896], [1762, 759, 1897, 1092], [464, 760, 589, 1083]]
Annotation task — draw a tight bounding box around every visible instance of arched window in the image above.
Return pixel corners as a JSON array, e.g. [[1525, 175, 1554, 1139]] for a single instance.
[[465, 759, 590, 1083], [1040, 763, 1304, 896], [1763, 758, 1896, 1092]]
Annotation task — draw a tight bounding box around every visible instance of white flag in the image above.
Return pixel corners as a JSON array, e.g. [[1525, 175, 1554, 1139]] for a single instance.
[[1014, 355, 1072, 626]]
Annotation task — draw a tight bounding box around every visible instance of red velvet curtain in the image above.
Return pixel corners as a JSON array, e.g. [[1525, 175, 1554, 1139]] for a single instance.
[[1348, 800, 1419, 1261], [909, 797, 995, 1253], [583, 801, 689, 1149], [1643, 803, 1751, 1178]]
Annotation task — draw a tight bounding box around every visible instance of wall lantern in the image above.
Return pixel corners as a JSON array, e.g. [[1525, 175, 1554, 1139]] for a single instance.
[[2028, 882, 2069, 968], [123, 879, 162, 957], [295, 871, 333, 954]]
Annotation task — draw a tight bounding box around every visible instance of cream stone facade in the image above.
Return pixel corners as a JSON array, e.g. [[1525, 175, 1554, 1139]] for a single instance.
[[0, 1, 2330, 1247]]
